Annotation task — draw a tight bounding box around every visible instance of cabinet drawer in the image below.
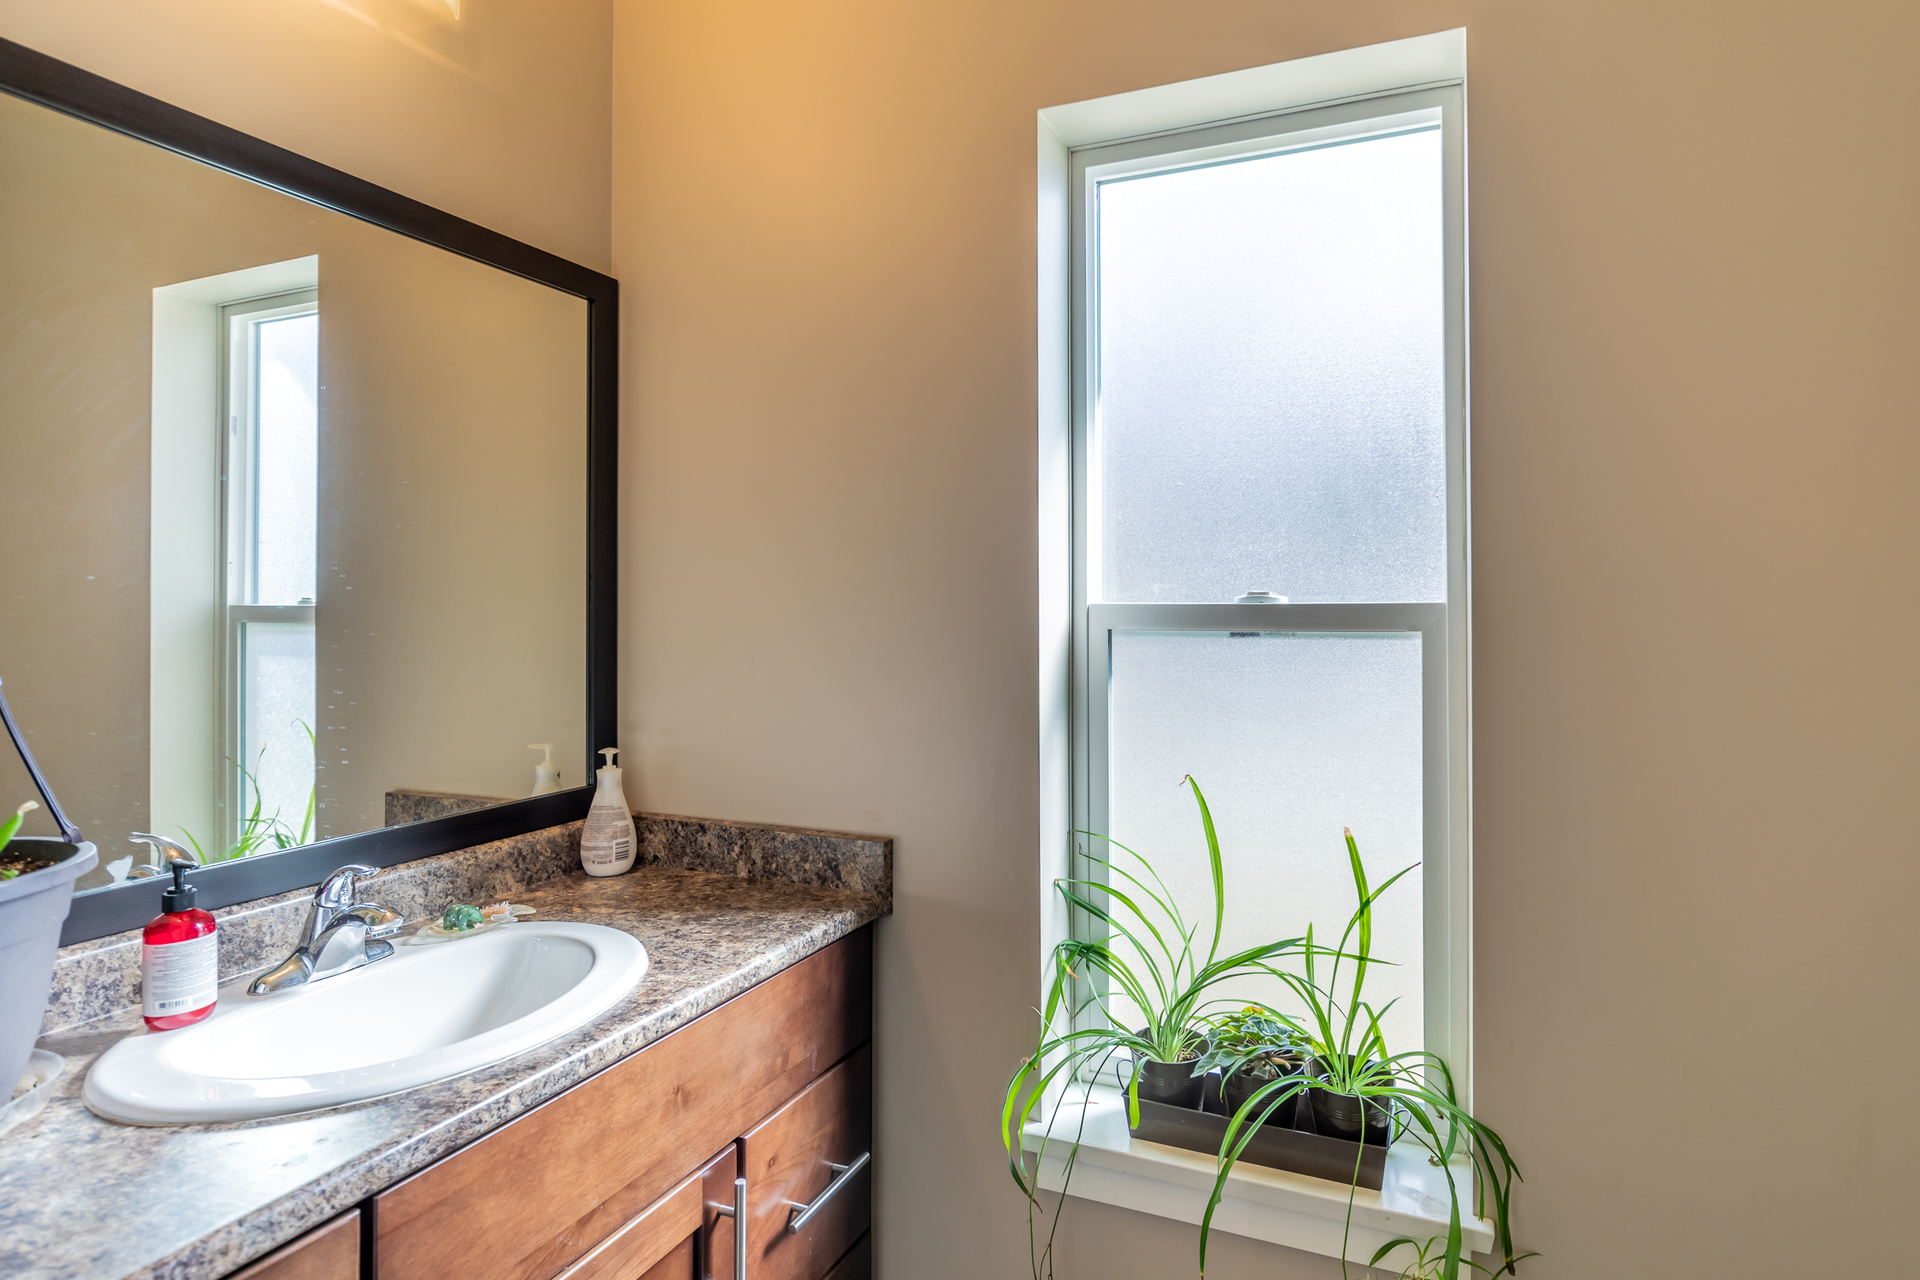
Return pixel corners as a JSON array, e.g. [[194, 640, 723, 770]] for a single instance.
[[739, 1043, 872, 1280], [376, 929, 872, 1280], [637, 1237, 695, 1280], [821, 1235, 870, 1280], [555, 1145, 736, 1280], [228, 1210, 359, 1280]]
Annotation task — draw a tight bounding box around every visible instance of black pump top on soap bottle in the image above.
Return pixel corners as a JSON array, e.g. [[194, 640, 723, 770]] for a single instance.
[[160, 862, 198, 914]]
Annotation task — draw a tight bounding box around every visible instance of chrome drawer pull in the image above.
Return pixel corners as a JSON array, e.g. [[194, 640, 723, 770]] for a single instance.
[[786, 1151, 870, 1233], [712, 1175, 747, 1280]]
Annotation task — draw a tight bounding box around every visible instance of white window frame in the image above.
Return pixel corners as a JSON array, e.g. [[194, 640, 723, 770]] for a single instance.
[[216, 290, 318, 846], [1033, 31, 1476, 1264], [1072, 86, 1469, 1079]]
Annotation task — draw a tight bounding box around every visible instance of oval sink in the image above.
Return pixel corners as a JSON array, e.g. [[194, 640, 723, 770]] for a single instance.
[[84, 921, 648, 1125]]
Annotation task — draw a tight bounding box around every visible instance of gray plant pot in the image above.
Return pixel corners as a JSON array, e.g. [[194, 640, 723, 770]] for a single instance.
[[0, 837, 97, 1093]]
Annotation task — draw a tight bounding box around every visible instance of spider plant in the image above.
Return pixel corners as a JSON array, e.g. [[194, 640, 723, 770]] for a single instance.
[[178, 723, 318, 862], [1369, 1233, 1539, 1280], [1200, 828, 1528, 1280], [0, 799, 36, 856], [268, 721, 319, 849], [1000, 776, 1310, 1279], [0, 800, 39, 876]]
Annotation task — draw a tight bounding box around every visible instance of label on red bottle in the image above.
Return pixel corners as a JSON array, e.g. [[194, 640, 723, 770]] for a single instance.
[[142, 933, 218, 1017]]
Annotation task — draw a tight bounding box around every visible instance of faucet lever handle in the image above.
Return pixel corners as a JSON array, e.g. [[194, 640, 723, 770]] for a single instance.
[[316, 864, 381, 910]]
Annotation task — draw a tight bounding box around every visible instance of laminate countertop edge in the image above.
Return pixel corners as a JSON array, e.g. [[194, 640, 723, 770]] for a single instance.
[[3, 869, 887, 1280]]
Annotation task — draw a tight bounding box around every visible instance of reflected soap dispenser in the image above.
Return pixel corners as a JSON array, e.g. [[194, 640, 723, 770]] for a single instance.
[[528, 743, 564, 796], [579, 748, 637, 877], [136, 837, 217, 1032]]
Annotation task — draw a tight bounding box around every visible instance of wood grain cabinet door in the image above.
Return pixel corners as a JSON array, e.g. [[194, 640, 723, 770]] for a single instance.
[[738, 1044, 872, 1280], [226, 1210, 359, 1280], [554, 1145, 737, 1280]]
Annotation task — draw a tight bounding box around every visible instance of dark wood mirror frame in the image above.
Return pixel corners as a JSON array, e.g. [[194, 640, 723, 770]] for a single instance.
[[0, 36, 618, 945]]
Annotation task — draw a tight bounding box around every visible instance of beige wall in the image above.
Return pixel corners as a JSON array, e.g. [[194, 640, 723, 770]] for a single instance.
[[0, 0, 610, 272], [0, 96, 155, 842], [612, 2, 1918, 1278]]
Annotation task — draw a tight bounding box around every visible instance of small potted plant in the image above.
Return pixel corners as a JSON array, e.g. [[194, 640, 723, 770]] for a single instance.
[[1196, 1005, 1305, 1121], [1003, 777, 1309, 1135], [0, 679, 98, 1098], [1128, 1024, 1211, 1109], [1305, 1051, 1397, 1143], [1005, 788, 1534, 1280], [1203, 829, 1529, 1278]]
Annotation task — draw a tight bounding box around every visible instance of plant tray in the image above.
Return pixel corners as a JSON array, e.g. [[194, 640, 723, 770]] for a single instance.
[[1126, 1078, 1389, 1191]]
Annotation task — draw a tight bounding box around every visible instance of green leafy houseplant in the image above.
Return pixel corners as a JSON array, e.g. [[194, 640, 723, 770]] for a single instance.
[[179, 723, 319, 863], [1200, 828, 1528, 1280], [1001, 777, 1310, 1278], [1196, 1004, 1306, 1114], [1001, 783, 1531, 1280], [1368, 1233, 1539, 1280], [0, 800, 40, 879]]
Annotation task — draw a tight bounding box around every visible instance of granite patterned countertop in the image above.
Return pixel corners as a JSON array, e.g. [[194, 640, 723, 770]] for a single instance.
[[0, 868, 886, 1280]]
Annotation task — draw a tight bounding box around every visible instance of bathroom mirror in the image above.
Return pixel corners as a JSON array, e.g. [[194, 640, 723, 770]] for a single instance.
[[0, 39, 616, 943]]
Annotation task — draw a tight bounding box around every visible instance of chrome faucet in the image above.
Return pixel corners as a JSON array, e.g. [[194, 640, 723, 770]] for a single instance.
[[126, 832, 196, 877], [247, 864, 403, 996]]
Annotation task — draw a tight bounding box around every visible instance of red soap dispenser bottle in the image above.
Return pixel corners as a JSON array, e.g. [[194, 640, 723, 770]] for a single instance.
[[142, 862, 218, 1031]]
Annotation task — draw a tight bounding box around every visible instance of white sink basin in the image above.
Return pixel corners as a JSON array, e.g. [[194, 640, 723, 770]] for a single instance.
[[84, 921, 648, 1125]]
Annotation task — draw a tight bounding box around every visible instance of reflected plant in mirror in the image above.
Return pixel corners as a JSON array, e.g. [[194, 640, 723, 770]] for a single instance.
[[173, 724, 317, 869]]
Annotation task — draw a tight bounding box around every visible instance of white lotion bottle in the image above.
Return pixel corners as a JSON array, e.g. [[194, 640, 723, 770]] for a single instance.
[[580, 747, 637, 876], [527, 743, 564, 796]]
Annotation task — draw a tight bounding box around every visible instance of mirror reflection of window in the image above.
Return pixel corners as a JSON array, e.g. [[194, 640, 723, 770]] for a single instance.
[[220, 294, 318, 856]]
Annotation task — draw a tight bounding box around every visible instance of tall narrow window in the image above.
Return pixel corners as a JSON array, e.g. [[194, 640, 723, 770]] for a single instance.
[[219, 291, 318, 853], [1073, 88, 1466, 1063]]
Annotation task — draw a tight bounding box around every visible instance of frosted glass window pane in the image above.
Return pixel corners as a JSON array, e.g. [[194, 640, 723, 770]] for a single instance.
[[1096, 129, 1445, 603], [242, 620, 315, 843], [254, 313, 318, 604], [1106, 631, 1423, 1053]]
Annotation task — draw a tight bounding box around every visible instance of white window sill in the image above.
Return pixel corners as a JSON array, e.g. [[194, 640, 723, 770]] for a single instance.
[[1021, 1086, 1494, 1267]]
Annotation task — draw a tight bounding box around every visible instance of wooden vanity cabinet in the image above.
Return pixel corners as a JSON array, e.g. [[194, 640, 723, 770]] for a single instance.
[[369, 928, 872, 1280], [740, 1044, 872, 1280], [227, 1210, 359, 1280], [552, 1145, 737, 1280]]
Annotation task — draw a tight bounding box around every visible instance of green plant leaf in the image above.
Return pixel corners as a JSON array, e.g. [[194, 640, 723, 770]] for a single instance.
[[1182, 776, 1228, 973], [0, 800, 35, 857]]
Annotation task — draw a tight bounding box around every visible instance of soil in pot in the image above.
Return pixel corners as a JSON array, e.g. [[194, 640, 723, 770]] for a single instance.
[[1128, 1030, 1209, 1109], [0, 850, 57, 880]]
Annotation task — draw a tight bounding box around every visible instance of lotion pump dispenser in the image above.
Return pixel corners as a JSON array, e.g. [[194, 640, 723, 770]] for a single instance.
[[527, 743, 563, 796], [579, 748, 637, 876], [135, 835, 217, 1031]]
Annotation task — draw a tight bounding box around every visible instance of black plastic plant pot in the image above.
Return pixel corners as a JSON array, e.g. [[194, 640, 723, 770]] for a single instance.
[[1128, 1031, 1209, 1109], [1222, 1056, 1304, 1125], [0, 837, 98, 1092], [1307, 1068, 1398, 1146]]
